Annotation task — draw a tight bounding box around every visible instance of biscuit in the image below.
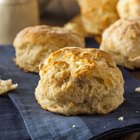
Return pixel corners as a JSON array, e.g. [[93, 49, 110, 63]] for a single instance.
[[100, 18, 140, 69], [0, 79, 18, 95], [117, 0, 140, 18], [13, 25, 85, 73], [64, 15, 89, 37], [35, 47, 124, 116], [77, 0, 119, 35]]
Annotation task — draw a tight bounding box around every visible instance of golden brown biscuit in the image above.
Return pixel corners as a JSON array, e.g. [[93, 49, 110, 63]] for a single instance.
[[77, 0, 119, 35], [64, 15, 89, 37], [100, 18, 140, 69], [117, 0, 140, 18], [13, 25, 85, 73], [35, 47, 124, 116], [0, 79, 18, 95]]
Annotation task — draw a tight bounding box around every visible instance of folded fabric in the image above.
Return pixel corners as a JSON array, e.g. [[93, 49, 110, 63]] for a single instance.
[[0, 95, 30, 140], [0, 43, 140, 140]]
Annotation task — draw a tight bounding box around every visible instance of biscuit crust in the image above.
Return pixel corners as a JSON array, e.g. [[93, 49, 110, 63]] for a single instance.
[[35, 47, 124, 116]]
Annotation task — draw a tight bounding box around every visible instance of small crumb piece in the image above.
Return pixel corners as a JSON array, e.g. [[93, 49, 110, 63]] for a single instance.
[[103, 126, 106, 129], [56, 125, 59, 127], [136, 111, 139, 113], [0, 79, 18, 95], [72, 125, 76, 128], [118, 116, 124, 121], [135, 87, 140, 93]]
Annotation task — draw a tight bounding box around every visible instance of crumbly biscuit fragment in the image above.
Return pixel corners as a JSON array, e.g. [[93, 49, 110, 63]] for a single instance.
[[0, 79, 18, 95]]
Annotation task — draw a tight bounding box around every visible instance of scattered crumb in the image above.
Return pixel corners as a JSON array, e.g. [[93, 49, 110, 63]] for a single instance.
[[135, 87, 140, 93], [0, 79, 18, 95], [72, 125, 76, 128], [103, 126, 106, 129], [118, 116, 124, 121], [136, 111, 139, 113], [56, 125, 59, 127]]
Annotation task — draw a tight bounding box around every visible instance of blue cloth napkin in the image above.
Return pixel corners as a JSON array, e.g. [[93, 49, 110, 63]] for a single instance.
[[0, 42, 140, 140], [0, 95, 30, 140]]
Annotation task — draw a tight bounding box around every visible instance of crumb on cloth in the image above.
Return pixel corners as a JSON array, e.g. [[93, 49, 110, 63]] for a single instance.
[[72, 125, 76, 128], [0, 79, 18, 95], [135, 87, 140, 93], [118, 116, 124, 121]]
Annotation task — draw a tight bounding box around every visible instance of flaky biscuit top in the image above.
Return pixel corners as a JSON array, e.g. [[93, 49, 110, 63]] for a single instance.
[[40, 47, 123, 90], [14, 25, 85, 48]]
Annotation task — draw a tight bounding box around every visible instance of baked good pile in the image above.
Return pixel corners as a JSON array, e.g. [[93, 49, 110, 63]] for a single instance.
[[5, 0, 140, 116]]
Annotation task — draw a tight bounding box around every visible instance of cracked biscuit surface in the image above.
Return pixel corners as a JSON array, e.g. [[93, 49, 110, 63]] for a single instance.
[[35, 47, 124, 116], [13, 25, 85, 73]]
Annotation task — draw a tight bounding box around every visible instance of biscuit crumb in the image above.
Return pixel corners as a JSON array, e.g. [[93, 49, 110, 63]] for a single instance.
[[0, 79, 18, 95], [35, 47, 124, 116], [135, 87, 140, 93], [118, 116, 124, 121], [72, 125, 76, 128]]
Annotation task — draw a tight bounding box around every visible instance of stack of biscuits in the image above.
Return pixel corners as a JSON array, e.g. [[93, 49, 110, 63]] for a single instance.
[[13, 23, 124, 116]]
